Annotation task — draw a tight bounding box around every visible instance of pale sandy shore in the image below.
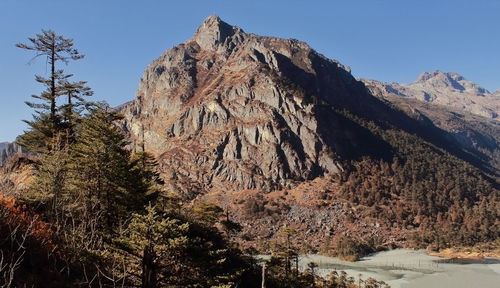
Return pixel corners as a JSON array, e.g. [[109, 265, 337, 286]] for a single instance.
[[274, 249, 500, 288]]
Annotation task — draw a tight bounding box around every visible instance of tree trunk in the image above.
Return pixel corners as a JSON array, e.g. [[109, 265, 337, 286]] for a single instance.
[[142, 245, 157, 288], [50, 42, 56, 125], [261, 263, 266, 288]]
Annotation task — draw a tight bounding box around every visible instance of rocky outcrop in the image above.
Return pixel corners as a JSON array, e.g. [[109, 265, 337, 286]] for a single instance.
[[120, 15, 391, 197], [0, 142, 28, 167], [0, 152, 35, 196], [362, 71, 500, 119]]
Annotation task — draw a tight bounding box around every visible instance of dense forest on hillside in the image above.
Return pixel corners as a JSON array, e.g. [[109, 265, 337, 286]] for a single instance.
[[332, 110, 499, 251]]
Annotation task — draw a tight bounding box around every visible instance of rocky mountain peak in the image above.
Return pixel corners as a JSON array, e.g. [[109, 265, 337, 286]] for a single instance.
[[120, 15, 390, 197], [413, 70, 488, 96], [192, 15, 243, 51], [415, 70, 462, 83], [111, 16, 500, 250]]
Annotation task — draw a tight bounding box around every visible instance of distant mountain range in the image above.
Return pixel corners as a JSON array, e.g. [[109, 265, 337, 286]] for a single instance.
[[361, 72, 500, 174], [361, 70, 500, 119]]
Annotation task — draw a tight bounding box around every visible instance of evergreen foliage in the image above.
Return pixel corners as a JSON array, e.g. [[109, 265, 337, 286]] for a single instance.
[[16, 30, 88, 153], [117, 204, 189, 288], [22, 137, 69, 219], [67, 103, 137, 230]]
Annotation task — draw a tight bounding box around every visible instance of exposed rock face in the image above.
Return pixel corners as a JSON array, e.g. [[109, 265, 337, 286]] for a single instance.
[[362, 71, 500, 119], [494, 90, 500, 98], [120, 15, 499, 199], [0, 142, 27, 167], [193, 15, 243, 51], [0, 142, 34, 195], [120, 15, 389, 197], [0, 148, 35, 196]]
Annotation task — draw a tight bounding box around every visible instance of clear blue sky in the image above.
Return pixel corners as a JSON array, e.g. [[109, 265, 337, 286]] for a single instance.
[[1, 0, 499, 142]]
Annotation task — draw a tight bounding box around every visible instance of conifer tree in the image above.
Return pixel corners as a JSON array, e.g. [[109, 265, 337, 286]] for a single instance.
[[118, 205, 189, 288], [58, 75, 93, 141], [67, 103, 132, 229], [22, 135, 69, 221], [127, 151, 163, 210], [16, 30, 84, 152], [192, 202, 224, 226]]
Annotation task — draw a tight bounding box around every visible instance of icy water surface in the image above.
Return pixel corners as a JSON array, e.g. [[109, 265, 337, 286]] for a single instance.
[[260, 249, 500, 288]]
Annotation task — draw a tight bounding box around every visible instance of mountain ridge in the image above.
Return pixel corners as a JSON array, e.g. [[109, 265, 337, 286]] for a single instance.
[[0, 15, 490, 253], [361, 70, 500, 119], [362, 72, 500, 174], [0, 15, 498, 288]]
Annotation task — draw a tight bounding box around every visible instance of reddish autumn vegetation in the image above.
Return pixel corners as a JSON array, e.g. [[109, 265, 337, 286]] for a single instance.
[[0, 195, 62, 287]]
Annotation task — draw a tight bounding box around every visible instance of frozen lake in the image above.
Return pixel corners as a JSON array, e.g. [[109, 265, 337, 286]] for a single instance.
[[260, 249, 500, 287]]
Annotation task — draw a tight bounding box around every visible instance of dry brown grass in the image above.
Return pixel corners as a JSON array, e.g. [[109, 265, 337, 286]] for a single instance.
[[429, 240, 500, 259]]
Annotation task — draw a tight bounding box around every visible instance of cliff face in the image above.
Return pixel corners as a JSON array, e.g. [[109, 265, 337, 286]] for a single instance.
[[120, 15, 391, 197], [0, 142, 28, 167]]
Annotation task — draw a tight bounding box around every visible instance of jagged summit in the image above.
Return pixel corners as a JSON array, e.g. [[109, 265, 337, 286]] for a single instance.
[[120, 15, 387, 196], [191, 15, 244, 51], [415, 70, 462, 83], [120, 15, 497, 199]]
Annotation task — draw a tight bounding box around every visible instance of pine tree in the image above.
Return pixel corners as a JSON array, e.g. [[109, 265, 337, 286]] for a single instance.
[[117, 205, 189, 288], [57, 75, 93, 141], [21, 135, 69, 221], [192, 202, 224, 226], [16, 30, 85, 152], [127, 151, 163, 211], [67, 103, 132, 230]]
